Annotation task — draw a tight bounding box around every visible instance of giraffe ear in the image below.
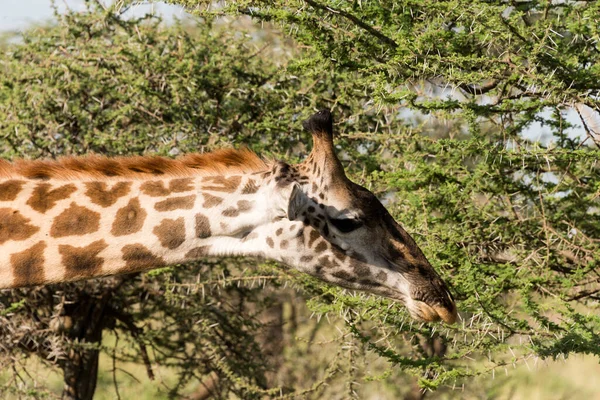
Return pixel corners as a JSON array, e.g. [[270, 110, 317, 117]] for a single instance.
[[302, 108, 333, 141], [301, 108, 346, 180], [287, 183, 306, 220]]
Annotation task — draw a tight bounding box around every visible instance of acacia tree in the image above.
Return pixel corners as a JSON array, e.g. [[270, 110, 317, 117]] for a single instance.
[[1, 0, 600, 399], [176, 0, 600, 378]]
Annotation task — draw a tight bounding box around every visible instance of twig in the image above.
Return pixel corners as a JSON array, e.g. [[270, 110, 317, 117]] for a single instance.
[[108, 307, 155, 380], [460, 80, 500, 96], [575, 104, 600, 149], [303, 0, 398, 48], [112, 332, 122, 400]]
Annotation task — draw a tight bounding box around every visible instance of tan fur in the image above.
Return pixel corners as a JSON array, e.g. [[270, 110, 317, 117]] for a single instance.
[[0, 148, 268, 180]]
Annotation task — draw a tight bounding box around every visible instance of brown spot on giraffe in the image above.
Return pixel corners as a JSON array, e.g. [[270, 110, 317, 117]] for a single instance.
[[300, 255, 313, 263], [280, 240, 289, 249], [332, 270, 354, 282], [140, 181, 168, 197], [202, 193, 223, 208], [307, 229, 320, 248], [222, 200, 253, 217], [238, 200, 253, 210], [26, 183, 77, 213], [266, 237, 274, 248], [111, 198, 147, 236], [121, 244, 165, 272], [195, 213, 211, 239], [84, 181, 131, 207], [318, 255, 338, 269], [376, 270, 388, 281], [185, 246, 211, 260], [154, 195, 196, 212], [331, 245, 349, 263], [153, 217, 186, 249], [0, 180, 25, 201], [314, 241, 328, 253], [50, 203, 100, 238], [10, 241, 46, 287], [201, 176, 242, 192], [59, 240, 108, 280], [0, 208, 40, 244], [169, 178, 195, 192], [241, 179, 259, 194], [351, 260, 372, 277], [140, 178, 194, 197], [295, 228, 306, 245], [275, 228, 283, 236]]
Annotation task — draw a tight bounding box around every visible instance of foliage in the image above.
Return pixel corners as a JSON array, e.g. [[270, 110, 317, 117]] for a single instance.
[[2, 0, 600, 398]]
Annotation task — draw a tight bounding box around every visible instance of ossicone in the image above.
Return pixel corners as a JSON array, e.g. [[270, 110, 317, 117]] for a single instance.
[[302, 108, 333, 139]]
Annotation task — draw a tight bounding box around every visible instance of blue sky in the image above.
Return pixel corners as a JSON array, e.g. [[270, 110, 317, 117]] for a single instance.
[[0, 0, 185, 32]]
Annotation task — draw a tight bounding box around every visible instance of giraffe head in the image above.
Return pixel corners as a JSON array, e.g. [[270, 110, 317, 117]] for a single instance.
[[272, 109, 457, 323]]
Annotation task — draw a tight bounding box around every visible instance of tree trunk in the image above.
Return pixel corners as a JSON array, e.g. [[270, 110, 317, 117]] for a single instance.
[[58, 292, 111, 400], [259, 302, 285, 388], [61, 344, 101, 400]]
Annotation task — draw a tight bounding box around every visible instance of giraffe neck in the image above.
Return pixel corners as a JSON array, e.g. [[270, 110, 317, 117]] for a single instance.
[[0, 167, 292, 288]]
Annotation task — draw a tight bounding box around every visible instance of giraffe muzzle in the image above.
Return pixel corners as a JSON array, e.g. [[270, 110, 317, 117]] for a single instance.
[[409, 300, 458, 324]]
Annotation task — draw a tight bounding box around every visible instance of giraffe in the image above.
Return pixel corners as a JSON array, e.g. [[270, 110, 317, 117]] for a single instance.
[[0, 109, 457, 323]]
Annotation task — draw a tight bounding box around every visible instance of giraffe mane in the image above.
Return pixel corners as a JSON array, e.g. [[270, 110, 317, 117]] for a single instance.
[[0, 148, 269, 180]]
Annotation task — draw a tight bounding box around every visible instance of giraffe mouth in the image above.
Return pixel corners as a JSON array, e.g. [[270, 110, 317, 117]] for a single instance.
[[408, 300, 458, 324], [377, 258, 457, 324], [364, 284, 458, 324]]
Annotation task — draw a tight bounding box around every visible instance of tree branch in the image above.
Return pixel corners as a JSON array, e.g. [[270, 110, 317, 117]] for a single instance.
[[303, 0, 398, 48], [106, 306, 155, 381], [459, 80, 500, 96]]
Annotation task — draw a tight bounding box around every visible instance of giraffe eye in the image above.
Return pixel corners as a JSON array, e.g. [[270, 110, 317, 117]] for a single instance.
[[330, 218, 363, 233]]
